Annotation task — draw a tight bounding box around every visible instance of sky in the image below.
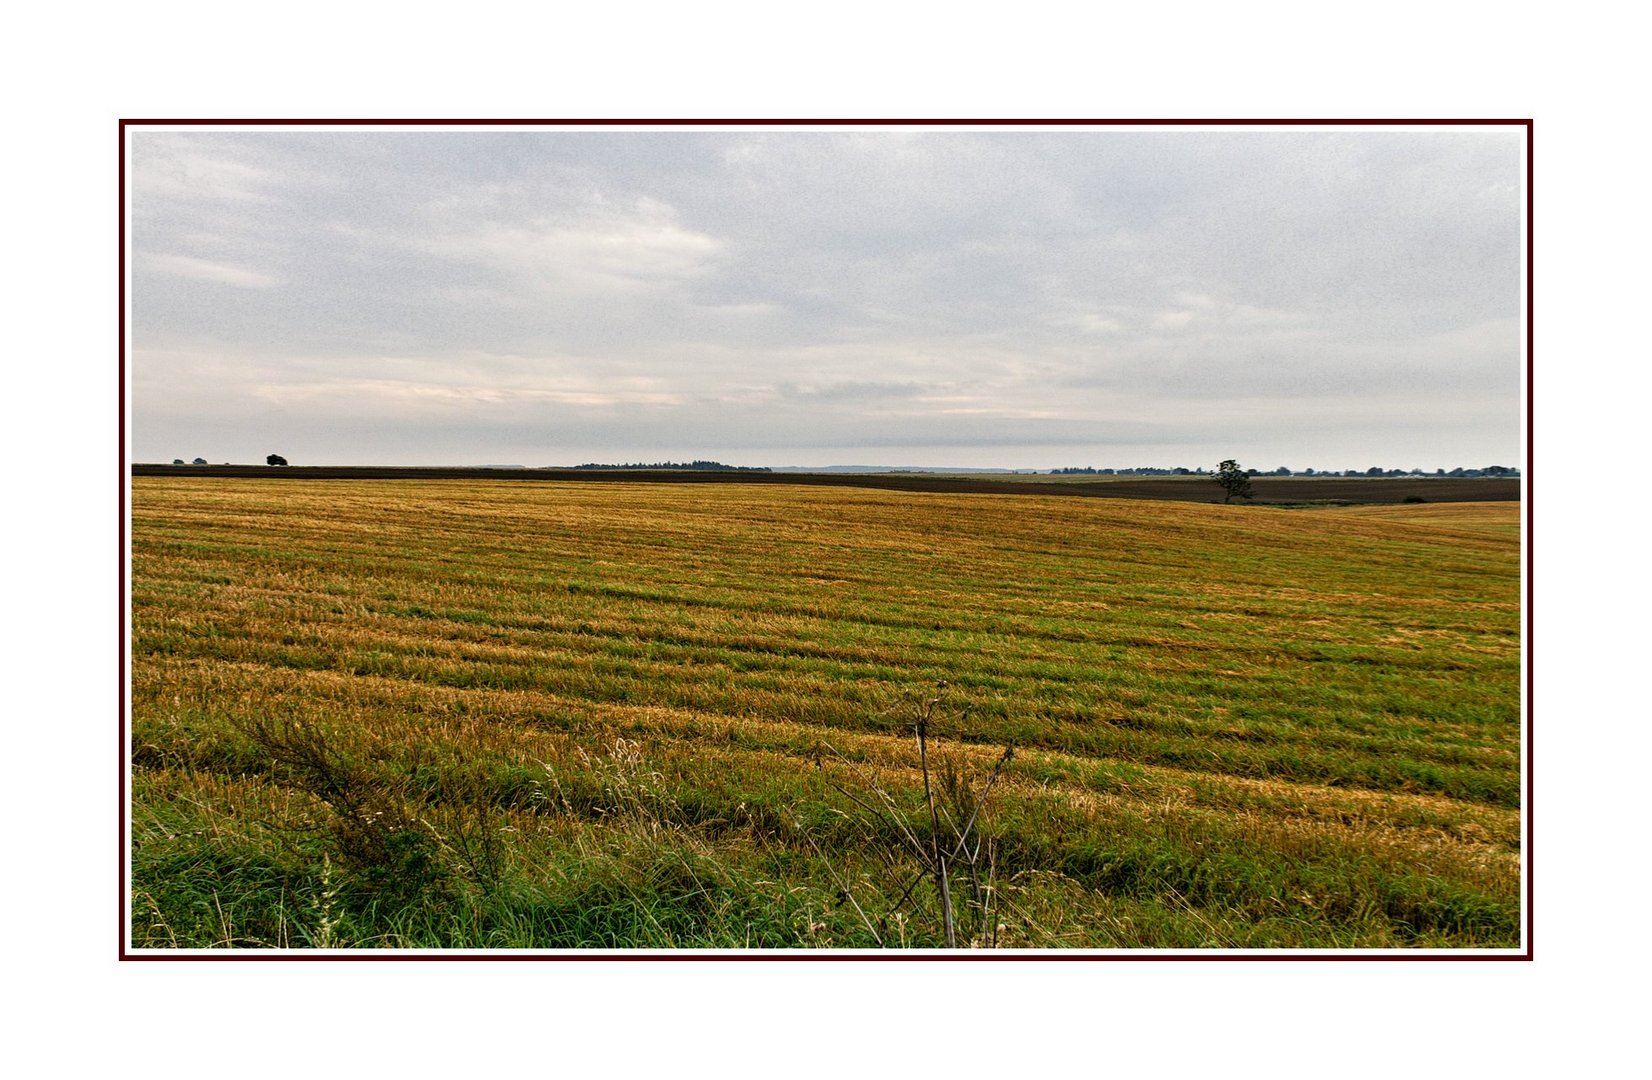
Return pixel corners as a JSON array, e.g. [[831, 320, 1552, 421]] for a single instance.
[[128, 126, 1524, 471]]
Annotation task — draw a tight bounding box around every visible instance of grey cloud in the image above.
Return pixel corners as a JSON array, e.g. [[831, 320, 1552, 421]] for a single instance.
[[130, 127, 1522, 469]]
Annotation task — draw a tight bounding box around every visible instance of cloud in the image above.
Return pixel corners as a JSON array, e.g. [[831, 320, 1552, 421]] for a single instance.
[[131, 141, 275, 203], [778, 380, 926, 403], [143, 253, 281, 288], [249, 375, 686, 413], [419, 196, 724, 297]]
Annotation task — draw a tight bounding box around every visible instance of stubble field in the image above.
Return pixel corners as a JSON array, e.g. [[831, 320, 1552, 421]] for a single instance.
[[129, 477, 1522, 950]]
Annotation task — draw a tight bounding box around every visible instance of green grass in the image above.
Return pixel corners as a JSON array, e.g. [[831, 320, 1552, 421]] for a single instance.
[[129, 478, 1522, 949]]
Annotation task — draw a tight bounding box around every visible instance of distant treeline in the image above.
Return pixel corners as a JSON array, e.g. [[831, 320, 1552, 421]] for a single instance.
[[573, 460, 773, 472], [1053, 465, 1521, 478], [1054, 466, 1203, 476]]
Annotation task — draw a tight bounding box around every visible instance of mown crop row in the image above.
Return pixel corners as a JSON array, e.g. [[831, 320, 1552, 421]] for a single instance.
[[129, 478, 1522, 949]]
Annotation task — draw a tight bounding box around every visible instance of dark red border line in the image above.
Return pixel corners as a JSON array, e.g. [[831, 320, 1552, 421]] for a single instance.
[[1525, 120, 1535, 959], [119, 118, 1535, 961], [119, 121, 129, 959]]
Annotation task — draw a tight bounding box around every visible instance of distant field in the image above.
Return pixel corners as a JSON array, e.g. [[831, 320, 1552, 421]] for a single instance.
[[129, 478, 1523, 949], [129, 463, 1521, 505]]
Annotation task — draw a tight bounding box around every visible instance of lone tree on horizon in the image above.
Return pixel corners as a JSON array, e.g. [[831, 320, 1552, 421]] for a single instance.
[[266, 453, 289, 466], [1214, 459, 1255, 503]]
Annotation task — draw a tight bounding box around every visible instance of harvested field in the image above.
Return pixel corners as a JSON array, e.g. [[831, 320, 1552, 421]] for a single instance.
[[128, 478, 1523, 950]]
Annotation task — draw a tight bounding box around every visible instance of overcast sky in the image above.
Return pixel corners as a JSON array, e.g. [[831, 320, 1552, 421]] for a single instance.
[[129, 126, 1522, 470]]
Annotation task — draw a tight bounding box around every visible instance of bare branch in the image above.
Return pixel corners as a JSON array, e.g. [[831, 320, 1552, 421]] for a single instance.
[[816, 741, 931, 863], [790, 813, 884, 947], [916, 712, 956, 947], [943, 741, 1016, 864]]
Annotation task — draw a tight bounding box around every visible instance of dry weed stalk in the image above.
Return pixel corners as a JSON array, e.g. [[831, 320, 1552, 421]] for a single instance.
[[810, 682, 1015, 948]]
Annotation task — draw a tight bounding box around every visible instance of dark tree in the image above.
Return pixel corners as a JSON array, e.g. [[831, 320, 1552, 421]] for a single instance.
[[172, 459, 185, 465], [1214, 459, 1255, 503], [191, 457, 207, 466], [266, 454, 289, 466]]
